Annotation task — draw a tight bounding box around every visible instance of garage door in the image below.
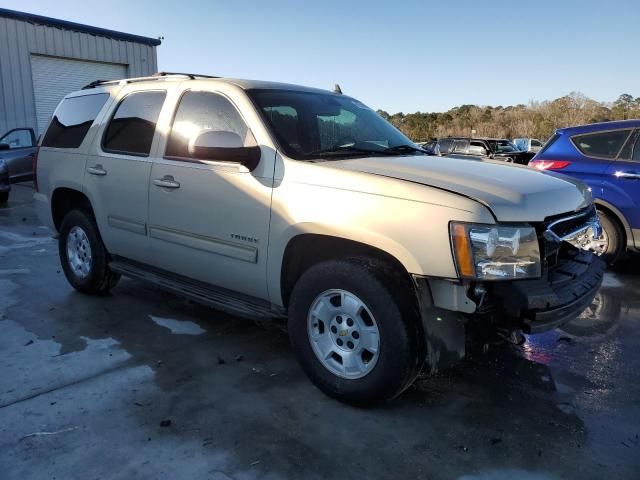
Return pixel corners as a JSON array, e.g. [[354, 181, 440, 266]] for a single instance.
[[31, 55, 127, 134]]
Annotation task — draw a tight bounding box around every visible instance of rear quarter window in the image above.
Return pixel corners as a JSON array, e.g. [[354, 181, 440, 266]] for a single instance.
[[42, 93, 109, 148], [571, 129, 631, 158]]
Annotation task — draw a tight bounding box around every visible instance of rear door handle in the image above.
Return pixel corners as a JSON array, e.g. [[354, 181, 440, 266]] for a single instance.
[[153, 176, 180, 189], [87, 165, 107, 176], [615, 171, 640, 180]]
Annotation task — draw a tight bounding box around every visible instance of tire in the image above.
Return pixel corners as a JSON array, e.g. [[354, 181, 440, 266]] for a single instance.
[[596, 209, 625, 266], [0, 191, 8, 204], [288, 258, 424, 405], [58, 209, 120, 294]]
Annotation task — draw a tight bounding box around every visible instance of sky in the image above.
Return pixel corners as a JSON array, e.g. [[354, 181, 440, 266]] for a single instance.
[[4, 0, 639, 113]]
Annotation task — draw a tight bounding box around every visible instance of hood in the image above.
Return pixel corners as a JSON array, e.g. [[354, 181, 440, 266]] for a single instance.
[[328, 155, 590, 222]]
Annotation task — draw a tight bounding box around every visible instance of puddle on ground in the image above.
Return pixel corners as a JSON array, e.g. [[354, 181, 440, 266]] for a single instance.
[[148, 315, 206, 336]]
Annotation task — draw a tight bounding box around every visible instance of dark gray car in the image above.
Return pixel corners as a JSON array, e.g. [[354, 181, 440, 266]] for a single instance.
[[0, 158, 10, 204], [0, 127, 37, 182]]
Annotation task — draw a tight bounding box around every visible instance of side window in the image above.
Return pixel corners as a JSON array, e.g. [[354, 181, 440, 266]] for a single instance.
[[0, 129, 34, 149], [531, 139, 543, 147], [572, 129, 631, 159], [632, 133, 640, 162], [469, 141, 488, 156], [618, 131, 637, 160], [103, 91, 166, 156], [42, 93, 109, 148], [452, 139, 469, 153], [165, 91, 253, 160], [438, 139, 454, 154]]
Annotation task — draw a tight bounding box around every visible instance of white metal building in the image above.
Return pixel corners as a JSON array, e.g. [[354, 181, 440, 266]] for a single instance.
[[0, 8, 160, 135]]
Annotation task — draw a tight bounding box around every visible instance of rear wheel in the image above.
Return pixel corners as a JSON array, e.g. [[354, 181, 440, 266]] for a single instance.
[[59, 209, 120, 294], [288, 258, 424, 405], [0, 191, 8, 204], [591, 209, 625, 266]]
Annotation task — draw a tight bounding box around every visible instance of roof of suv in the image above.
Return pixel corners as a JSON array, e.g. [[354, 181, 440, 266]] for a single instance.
[[80, 73, 334, 95], [557, 119, 640, 135]]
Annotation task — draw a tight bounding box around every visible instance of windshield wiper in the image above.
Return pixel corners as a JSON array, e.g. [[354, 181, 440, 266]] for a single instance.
[[383, 144, 428, 155], [308, 145, 390, 157]]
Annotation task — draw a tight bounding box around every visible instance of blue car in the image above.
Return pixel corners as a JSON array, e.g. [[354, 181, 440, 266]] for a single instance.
[[530, 120, 640, 264]]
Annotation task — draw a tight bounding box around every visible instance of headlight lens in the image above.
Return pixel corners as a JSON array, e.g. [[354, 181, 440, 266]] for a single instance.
[[450, 222, 541, 280]]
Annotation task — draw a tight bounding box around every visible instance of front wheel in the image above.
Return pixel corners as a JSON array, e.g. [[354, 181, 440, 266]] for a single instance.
[[591, 209, 625, 266], [288, 258, 424, 405], [59, 209, 120, 294]]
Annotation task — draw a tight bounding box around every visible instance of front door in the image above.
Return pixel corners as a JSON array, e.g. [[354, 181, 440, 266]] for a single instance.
[[604, 129, 640, 236], [147, 89, 273, 300]]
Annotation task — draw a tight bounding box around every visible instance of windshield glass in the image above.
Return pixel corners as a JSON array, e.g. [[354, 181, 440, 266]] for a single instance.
[[488, 140, 519, 153], [248, 89, 417, 160]]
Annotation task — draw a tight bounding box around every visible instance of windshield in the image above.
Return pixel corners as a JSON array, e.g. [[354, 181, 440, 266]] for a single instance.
[[248, 89, 418, 160], [488, 140, 519, 153]]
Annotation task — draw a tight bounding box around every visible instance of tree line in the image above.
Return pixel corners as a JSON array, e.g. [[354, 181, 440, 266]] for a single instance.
[[377, 93, 640, 142]]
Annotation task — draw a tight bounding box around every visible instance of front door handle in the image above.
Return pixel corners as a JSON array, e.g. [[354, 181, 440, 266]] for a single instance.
[[153, 176, 180, 189], [615, 171, 640, 180], [87, 165, 107, 176]]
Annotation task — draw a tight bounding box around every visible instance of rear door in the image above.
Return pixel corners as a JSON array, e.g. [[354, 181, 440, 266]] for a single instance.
[[0, 128, 37, 181], [603, 130, 640, 232], [84, 87, 168, 264]]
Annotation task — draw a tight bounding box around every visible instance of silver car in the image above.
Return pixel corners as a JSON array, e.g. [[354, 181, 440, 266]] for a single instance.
[[34, 73, 605, 404]]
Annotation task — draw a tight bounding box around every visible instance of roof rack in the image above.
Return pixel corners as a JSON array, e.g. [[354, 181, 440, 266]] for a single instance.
[[81, 71, 220, 90]]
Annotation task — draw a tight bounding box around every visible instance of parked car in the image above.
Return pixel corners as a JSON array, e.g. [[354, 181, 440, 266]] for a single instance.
[[0, 127, 37, 182], [513, 138, 544, 153], [435, 137, 536, 164], [530, 120, 640, 264], [0, 158, 10, 204], [34, 73, 604, 404]]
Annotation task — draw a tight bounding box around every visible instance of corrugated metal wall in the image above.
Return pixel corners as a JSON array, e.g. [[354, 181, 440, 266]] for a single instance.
[[0, 15, 158, 135]]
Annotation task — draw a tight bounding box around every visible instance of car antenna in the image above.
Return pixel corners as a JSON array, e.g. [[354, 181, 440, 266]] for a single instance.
[[333, 83, 343, 94]]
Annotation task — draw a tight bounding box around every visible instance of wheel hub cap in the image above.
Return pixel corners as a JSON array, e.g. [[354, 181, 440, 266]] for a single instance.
[[307, 289, 380, 379], [66, 226, 92, 278]]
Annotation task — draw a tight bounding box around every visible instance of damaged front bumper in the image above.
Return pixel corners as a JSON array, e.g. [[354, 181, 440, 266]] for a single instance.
[[412, 247, 605, 373], [491, 249, 605, 333]]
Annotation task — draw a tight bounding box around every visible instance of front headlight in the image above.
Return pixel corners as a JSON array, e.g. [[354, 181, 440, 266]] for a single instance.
[[450, 222, 541, 280]]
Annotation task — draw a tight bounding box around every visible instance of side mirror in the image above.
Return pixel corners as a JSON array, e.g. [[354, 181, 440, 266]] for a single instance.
[[0, 143, 9, 151], [188, 130, 261, 171]]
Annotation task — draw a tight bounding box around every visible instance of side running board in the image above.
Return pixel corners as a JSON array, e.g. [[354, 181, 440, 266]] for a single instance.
[[109, 258, 287, 320]]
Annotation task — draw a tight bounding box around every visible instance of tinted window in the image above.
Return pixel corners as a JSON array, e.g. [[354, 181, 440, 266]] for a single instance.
[[488, 140, 518, 153], [103, 91, 166, 156], [631, 133, 640, 162], [42, 94, 108, 148], [0, 129, 33, 149], [165, 91, 252, 160], [618, 131, 638, 160], [572, 129, 631, 158], [531, 139, 543, 147]]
